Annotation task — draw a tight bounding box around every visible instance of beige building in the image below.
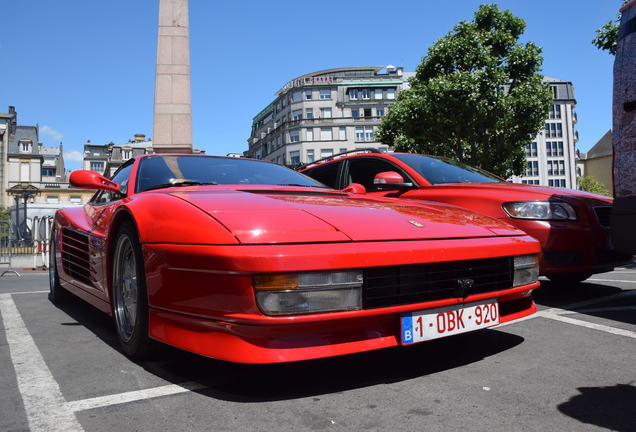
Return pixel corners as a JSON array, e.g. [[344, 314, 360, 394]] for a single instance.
[[579, 130, 613, 192], [246, 66, 412, 165]]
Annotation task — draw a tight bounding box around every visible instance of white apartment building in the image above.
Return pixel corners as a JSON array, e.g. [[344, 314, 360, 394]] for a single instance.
[[246, 66, 413, 165], [512, 77, 578, 188]]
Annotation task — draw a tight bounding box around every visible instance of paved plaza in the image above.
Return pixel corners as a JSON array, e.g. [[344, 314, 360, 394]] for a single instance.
[[1, 269, 635, 432]]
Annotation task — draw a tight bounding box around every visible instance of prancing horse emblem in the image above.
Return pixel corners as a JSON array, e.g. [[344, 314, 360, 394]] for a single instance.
[[408, 220, 424, 228]]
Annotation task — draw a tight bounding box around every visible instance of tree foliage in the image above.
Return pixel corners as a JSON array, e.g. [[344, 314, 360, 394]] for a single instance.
[[592, 1, 628, 55], [377, 4, 552, 178], [578, 176, 612, 197]]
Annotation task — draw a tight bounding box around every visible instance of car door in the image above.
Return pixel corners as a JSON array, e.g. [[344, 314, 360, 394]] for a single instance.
[[343, 156, 417, 194], [82, 162, 135, 298]]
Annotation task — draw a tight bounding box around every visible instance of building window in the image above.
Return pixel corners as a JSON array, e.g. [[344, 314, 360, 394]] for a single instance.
[[361, 89, 370, 99], [19, 140, 32, 153], [525, 142, 537, 157], [292, 91, 302, 102], [123, 149, 132, 159], [548, 179, 554, 187], [545, 123, 563, 138], [320, 149, 333, 158], [364, 127, 374, 142], [387, 88, 396, 99], [290, 151, 300, 164], [306, 128, 313, 141], [70, 196, 81, 204], [551, 85, 558, 99], [355, 127, 364, 141], [375, 89, 383, 100], [47, 195, 59, 203], [320, 128, 333, 141], [320, 107, 332, 118], [526, 161, 539, 177], [20, 162, 30, 181], [339, 127, 346, 140], [42, 168, 55, 177], [90, 161, 104, 172], [558, 142, 564, 156], [349, 89, 358, 100], [547, 160, 554, 176], [351, 108, 360, 118], [293, 110, 303, 120], [305, 90, 313, 100], [376, 107, 385, 116], [363, 108, 372, 117], [549, 104, 562, 119], [306, 150, 315, 163], [320, 89, 331, 100], [289, 130, 300, 143], [560, 179, 566, 187], [339, 148, 347, 154], [559, 160, 565, 175], [305, 108, 313, 119]]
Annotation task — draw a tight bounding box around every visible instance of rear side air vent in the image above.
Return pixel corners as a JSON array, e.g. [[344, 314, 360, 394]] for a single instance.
[[60, 228, 94, 287]]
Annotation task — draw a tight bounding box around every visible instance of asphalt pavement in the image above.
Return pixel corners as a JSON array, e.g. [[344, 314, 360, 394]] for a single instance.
[[1, 268, 635, 432]]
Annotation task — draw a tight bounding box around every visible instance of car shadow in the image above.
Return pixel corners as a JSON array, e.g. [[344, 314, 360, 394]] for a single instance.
[[557, 383, 636, 432], [53, 293, 525, 402], [533, 280, 636, 326]]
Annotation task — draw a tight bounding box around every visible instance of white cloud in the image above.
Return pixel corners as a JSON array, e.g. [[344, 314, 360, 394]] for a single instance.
[[40, 125, 64, 142], [64, 150, 83, 163]]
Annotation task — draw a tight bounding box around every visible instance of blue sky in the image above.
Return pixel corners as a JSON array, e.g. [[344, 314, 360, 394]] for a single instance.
[[1, 0, 622, 170]]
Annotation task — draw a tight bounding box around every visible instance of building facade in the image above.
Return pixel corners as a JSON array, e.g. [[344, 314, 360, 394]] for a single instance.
[[83, 134, 154, 177], [512, 77, 579, 189], [246, 66, 412, 165], [579, 130, 613, 192]]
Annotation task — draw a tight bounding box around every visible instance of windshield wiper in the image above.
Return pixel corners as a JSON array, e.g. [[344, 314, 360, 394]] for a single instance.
[[144, 180, 218, 191]]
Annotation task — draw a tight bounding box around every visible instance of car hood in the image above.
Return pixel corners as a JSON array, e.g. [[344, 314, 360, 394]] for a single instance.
[[169, 188, 525, 244], [433, 182, 612, 204]]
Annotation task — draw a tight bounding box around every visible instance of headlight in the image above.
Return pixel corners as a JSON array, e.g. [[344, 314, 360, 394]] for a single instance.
[[254, 270, 363, 315], [513, 254, 539, 287], [502, 201, 576, 220]]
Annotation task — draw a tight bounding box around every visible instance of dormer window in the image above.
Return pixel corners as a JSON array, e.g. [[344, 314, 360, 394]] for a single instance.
[[19, 140, 32, 153]]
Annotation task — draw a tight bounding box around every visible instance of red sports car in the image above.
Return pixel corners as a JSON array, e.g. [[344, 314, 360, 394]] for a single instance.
[[301, 151, 633, 284], [51, 154, 540, 363]]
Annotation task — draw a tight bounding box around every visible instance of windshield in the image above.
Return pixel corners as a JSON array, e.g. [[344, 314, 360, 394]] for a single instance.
[[136, 155, 326, 192], [393, 154, 502, 185]]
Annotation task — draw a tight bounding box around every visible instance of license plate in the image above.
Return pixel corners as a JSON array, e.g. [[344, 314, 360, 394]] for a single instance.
[[401, 300, 499, 345]]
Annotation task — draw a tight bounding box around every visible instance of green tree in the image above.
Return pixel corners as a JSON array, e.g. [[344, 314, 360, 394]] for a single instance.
[[377, 4, 552, 178], [592, 1, 628, 55], [578, 176, 612, 197]]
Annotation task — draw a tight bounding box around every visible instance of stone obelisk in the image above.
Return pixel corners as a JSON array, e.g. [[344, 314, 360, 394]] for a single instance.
[[152, 0, 193, 153]]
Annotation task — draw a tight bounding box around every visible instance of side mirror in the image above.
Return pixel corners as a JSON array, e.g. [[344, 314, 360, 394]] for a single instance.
[[70, 170, 120, 192], [342, 183, 366, 194], [373, 171, 414, 189]]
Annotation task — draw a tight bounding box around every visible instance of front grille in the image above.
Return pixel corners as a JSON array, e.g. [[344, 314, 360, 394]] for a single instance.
[[363, 256, 514, 308], [61, 228, 93, 287], [593, 206, 611, 228]]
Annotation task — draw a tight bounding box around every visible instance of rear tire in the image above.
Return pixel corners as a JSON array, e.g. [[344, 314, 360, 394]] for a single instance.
[[547, 272, 593, 285], [112, 222, 155, 359], [48, 227, 70, 304]]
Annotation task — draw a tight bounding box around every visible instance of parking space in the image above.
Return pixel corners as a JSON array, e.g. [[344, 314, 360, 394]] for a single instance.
[[1, 270, 635, 432]]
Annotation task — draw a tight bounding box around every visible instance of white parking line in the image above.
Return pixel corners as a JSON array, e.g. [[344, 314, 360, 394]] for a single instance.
[[542, 313, 636, 339], [2, 290, 49, 295], [66, 381, 207, 412], [0, 294, 84, 432]]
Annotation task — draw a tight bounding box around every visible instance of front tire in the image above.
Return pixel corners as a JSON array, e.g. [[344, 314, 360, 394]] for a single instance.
[[112, 222, 154, 358], [48, 227, 69, 304], [547, 272, 593, 285]]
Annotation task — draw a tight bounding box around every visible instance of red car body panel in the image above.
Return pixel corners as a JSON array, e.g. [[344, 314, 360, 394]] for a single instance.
[[301, 153, 632, 277], [54, 154, 540, 363]]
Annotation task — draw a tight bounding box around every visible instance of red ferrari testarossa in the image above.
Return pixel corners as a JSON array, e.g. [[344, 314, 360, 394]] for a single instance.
[[51, 154, 540, 363]]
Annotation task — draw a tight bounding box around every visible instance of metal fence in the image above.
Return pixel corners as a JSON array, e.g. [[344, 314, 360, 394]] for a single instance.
[[0, 217, 52, 274]]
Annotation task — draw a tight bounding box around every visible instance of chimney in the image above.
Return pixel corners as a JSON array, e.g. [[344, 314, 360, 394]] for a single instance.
[[8, 106, 15, 114], [134, 133, 146, 143]]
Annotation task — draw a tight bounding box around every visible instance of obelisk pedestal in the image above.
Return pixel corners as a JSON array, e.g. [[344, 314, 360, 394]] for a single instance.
[[152, 0, 193, 154]]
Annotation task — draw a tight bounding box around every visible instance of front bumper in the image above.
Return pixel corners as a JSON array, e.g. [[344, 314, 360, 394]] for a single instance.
[[142, 236, 539, 363]]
